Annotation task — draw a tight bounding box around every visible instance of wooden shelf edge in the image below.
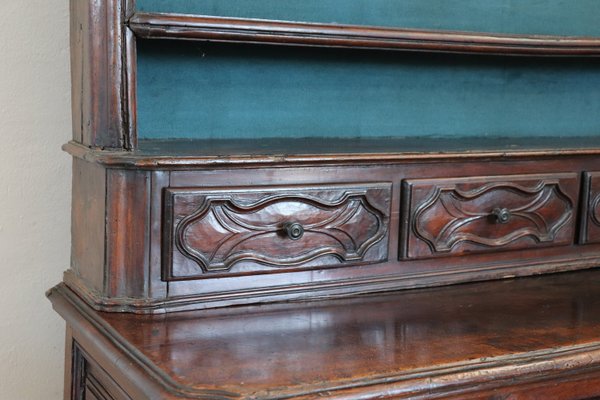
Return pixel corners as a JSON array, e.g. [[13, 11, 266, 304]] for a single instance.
[[129, 12, 600, 57], [63, 139, 600, 169]]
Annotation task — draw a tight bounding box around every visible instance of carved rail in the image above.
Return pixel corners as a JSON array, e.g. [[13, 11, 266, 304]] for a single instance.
[[129, 12, 600, 57]]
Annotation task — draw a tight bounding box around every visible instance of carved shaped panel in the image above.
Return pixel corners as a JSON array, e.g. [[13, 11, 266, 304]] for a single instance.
[[163, 184, 391, 280], [580, 172, 600, 244], [402, 174, 578, 259]]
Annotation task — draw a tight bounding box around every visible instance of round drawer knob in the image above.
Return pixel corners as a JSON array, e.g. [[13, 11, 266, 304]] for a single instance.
[[284, 222, 304, 240], [492, 208, 512, 224]]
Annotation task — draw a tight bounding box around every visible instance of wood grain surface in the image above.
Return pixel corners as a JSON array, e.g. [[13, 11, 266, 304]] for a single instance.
[[50, 269, 600, 399]]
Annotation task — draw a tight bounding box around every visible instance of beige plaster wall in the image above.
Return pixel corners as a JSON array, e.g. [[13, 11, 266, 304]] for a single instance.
[[0, 1, 71, 399]]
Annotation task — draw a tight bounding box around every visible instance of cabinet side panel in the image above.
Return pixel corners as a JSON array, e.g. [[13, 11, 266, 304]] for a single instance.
[[71, 158, 106, 294], [64, 326, 75, 400], [69, 0, 128, 149], [106, 169, 151, 299], [69, 0, 84, 144]]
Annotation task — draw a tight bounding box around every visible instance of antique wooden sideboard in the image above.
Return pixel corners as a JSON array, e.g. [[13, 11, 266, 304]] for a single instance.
[[49, 1, 600, 398]]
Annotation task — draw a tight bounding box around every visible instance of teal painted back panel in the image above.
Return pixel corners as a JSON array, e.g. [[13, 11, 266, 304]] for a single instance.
[[137, 0, 600, 36], [137, 42, 600, 140]]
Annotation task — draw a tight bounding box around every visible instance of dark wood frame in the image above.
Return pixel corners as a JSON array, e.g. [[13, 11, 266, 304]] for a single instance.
[[62, 146, 600, 313], [70, 0, 136, 149]]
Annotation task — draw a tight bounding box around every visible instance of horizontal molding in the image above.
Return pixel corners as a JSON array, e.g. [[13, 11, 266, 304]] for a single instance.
[[129, 12, 600, 57], [64, 138, 600, 169], [61, 248, 600, 314]]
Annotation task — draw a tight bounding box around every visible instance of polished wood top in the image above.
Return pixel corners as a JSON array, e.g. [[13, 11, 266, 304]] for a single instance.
[[49, 269, 600, 398]]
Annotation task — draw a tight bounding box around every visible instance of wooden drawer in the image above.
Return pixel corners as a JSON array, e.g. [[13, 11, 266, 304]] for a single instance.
[[163, 183, 391, 280], [581, 172, 600, 244], [402, 173, 578, 259]]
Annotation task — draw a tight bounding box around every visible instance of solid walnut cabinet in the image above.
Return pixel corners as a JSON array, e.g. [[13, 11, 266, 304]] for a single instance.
[[49, 1, 600, 398]]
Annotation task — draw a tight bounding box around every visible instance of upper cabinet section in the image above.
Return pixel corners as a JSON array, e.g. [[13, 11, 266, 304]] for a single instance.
[[135, 0, 600, 36], [69, 0, 600, 151]]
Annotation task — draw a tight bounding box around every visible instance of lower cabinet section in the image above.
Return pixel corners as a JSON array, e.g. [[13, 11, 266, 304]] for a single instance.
[[52, 272, 600, 400], [71, 344, 131, 400]]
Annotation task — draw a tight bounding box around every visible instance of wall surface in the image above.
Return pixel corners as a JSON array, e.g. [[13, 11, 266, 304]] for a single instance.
[[0, 1, 71, 399]]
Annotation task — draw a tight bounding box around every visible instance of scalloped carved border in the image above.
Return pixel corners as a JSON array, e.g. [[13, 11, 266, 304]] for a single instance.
[[414, 181, 572, 254], [581, 172, 600, 245], [591, 193, 600, 228], [405, 175, 577, 258]]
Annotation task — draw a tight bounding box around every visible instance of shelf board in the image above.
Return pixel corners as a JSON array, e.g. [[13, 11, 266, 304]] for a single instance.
[[64, 136, 600, 168], [129, 12, 600, 57]]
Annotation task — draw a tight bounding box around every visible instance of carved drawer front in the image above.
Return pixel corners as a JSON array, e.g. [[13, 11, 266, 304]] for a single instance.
[[163, 183, 391, 280], [581, 172, 600, 244], [402, 173, 578, 259]]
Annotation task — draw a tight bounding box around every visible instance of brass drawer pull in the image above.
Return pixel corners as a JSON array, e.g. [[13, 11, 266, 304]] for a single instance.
[[284, 222, 305, 240], [492, 208, 512, 224]]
